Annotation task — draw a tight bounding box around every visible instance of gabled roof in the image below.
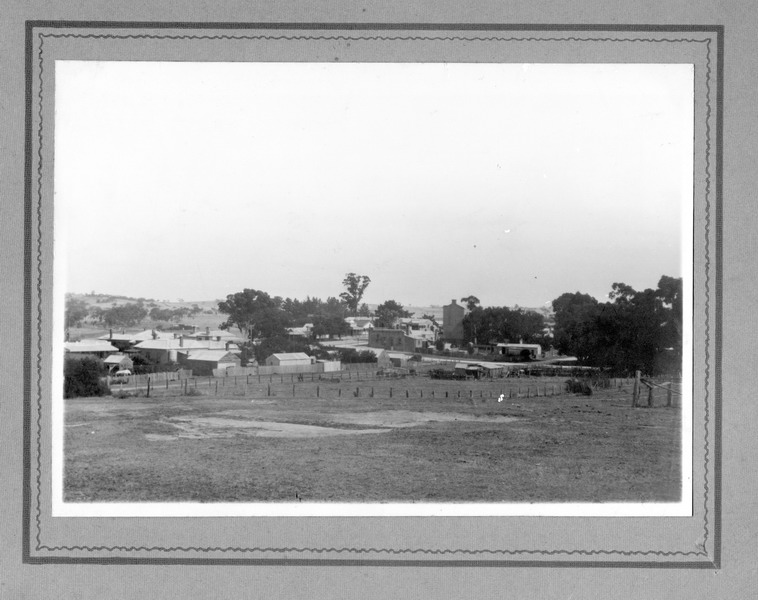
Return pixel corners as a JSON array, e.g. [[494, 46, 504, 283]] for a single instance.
[[270, 352, 311, 361], [183, 350, 239, 362], [103, 354, 131, 364]]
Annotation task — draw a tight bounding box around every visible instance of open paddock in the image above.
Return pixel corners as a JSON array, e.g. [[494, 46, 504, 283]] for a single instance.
[[64, 376, 682, 504]]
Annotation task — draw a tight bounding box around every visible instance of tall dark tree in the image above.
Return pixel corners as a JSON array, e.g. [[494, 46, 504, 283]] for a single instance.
[[311, 314, 351, 339], [551, 292, 601, 361], [374, 300, 412, 328], [463, 306, 545, 347], [217, 289, 289, 341], [551, 277, 683, 375], [340, 273, 371, 316], [460, 295, 481, 312]]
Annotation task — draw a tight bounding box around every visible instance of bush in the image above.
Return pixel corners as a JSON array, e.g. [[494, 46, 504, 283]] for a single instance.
[[64, 357, 110, 398]]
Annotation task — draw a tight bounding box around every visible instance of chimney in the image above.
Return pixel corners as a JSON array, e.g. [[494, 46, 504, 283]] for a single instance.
[[225, 341, 231, 351], [451, 299, 457, 305], [151, 329, 157, 340], [206, 326, 210, 336], [179, 335, 184, 347], [109, 328, 113, 340]]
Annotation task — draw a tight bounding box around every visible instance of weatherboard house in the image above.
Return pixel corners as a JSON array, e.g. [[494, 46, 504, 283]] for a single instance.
[[64, 340, 119, 358], [177, 349, 241, 376]]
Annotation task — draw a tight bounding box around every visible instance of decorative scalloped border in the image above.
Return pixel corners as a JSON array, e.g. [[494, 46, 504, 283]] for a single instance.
[[27, 27, 720, 564]]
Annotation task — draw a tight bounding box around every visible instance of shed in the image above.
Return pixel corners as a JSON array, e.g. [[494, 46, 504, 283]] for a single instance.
[[387, 352, 410, 368], [264, 352, 313, 367], [103, 354, 134, 373], [179, 349, 241, 376], [495, 343, 543, 360], [454, 362, 484, 379]]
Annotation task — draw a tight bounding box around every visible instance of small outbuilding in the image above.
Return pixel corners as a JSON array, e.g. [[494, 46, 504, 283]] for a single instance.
[[179, 349, 241, 376], [103, 354, 134, 373], [454, 362, 484, 379], [264, 352, 314, 367]]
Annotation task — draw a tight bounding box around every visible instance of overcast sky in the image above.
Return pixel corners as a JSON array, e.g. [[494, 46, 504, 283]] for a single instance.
[[54, 61, 693, 308]]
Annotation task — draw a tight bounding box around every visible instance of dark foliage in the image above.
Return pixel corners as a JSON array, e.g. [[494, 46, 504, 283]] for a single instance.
[[64, 357, 110, 398], [551, 276, 683, 376]]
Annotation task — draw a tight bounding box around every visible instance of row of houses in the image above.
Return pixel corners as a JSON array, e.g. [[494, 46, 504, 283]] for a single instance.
[[64, 327, 321, 377]]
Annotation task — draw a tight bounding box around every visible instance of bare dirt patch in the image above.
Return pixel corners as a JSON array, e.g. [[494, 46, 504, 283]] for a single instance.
[[148, 410, 520, 440], [327, 410, 519, 428], [158, 416, 388, 439]]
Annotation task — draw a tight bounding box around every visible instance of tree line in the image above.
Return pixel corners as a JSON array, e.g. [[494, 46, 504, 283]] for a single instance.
[[551, 275, 682, 376]]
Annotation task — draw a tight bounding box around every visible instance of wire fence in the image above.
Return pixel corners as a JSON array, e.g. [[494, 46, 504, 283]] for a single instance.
[[107, 371, 680, 408]]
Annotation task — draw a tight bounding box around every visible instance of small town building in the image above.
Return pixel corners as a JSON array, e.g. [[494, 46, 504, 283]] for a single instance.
[[178, 349, 241, 376], [442, 299, 465, 345], [368, 328, 429, 353], [454, 362, 484, 379], [103, 354, 134, 373], [264, 352, 314, 367], [133, 337, 237, 364], [344, 316, 375, 336], [494, 343, 543, 360], [64, 340, 119, 358], [387, 352, 411, 368]]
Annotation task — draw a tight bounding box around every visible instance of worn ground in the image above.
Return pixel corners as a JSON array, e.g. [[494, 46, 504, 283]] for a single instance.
[[64, 377, 681, 503]]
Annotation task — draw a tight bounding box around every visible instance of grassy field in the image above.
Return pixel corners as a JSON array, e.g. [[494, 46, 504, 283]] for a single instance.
[[64, 376, 681, 503]]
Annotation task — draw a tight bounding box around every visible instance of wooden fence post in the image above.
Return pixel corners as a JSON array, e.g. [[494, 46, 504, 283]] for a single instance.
[[667, 382, 673, 407], [632, 370, 641, 407], [648, 384, 654, 408], [147, 377, 151, 398]]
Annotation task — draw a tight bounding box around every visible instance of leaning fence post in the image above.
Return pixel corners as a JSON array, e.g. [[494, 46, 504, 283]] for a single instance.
[[633, 370, 642, 407], [648, 384, 654, 408]]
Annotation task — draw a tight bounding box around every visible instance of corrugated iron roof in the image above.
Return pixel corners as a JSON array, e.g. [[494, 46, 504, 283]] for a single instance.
[[103, 354, 130, 364], [270, 352, 311, 361], [65, 341, 119, 353], [183, 350, 238, 362], [134, 339, 232, 350]]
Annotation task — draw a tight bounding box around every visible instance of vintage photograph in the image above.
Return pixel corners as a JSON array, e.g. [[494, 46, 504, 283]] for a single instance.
[[53, 60, 693, 514]]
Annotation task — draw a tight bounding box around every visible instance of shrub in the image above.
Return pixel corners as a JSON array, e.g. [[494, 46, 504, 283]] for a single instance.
[[64, 357, 109, 398]]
